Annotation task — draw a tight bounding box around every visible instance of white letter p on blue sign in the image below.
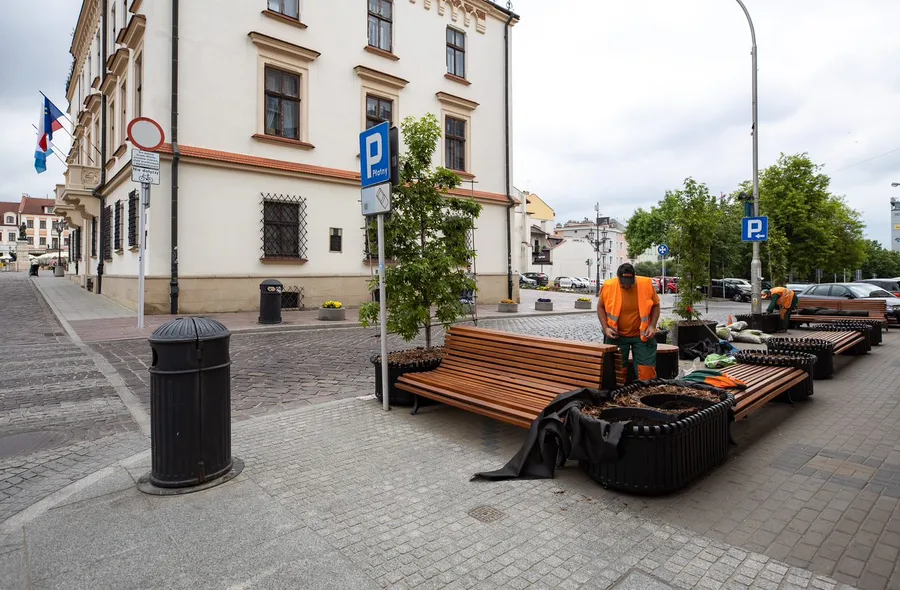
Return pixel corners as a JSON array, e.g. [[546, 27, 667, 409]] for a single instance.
[[365, 134, 382, 181]]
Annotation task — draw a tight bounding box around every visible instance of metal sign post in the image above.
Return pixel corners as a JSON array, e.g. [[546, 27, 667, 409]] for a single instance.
[[657, 244, 669, 295], [360, 122, 394, 412], [127, 117, 165, 329], [138, 182, 149, 329]]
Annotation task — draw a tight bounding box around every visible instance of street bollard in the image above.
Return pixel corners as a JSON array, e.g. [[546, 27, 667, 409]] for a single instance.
[[258, 279, 283, 325], [147, 317, 233, 488]]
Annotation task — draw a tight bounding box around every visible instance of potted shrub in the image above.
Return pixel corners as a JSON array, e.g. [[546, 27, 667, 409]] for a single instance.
[[498, 299, 518, 313], [358, 114, 481, 406], [575, 297, 592, 310], [535, 297, 553, 311], [318, 300, 346, 321]]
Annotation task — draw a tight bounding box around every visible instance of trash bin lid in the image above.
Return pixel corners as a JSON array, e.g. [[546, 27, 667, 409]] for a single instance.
[[260, 279, 283, 287], [149, 317, 230, 344]]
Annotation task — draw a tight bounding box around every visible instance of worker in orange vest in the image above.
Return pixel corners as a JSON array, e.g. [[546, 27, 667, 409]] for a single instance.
[[597, 263, 661, 381], [761, 286, 797, 330]]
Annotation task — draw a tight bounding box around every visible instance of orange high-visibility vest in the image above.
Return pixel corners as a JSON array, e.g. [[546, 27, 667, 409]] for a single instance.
[[601, 277, 656, 340], [769, 287, 795, 318]]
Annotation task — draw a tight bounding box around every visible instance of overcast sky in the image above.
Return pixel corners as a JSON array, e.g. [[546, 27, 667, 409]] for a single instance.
[[2, 1, 898, 245]]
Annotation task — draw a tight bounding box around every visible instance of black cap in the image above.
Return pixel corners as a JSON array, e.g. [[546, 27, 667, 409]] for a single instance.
[[617, 263, 636, 287]]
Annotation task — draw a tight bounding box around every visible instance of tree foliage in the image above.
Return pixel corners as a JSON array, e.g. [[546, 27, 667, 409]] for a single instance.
[[860, 240, 900, 279], [358, 114, 481, 348], [752, 153, 866, 280], [634, 261, 661, 277], [667, 178, 720, 319]]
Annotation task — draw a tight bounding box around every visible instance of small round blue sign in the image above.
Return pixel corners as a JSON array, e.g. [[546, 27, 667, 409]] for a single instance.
[[657, 244, 669, 257]]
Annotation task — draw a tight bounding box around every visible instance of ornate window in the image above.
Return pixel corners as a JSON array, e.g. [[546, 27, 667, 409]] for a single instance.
[[261, 194, 307, 260]]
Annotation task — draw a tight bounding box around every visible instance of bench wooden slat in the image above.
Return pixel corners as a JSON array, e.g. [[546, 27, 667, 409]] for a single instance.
[[720, 364, 808, 421], [800, 330, 864, 354], [396, 327, 622, 427]]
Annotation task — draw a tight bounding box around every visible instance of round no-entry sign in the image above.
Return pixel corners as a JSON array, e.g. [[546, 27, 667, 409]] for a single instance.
[[127, 117, 165, 151]]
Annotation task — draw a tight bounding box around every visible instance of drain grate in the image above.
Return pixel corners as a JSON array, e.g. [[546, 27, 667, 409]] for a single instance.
[[468, 505, 505, 523], [0, 431, 73, 460]]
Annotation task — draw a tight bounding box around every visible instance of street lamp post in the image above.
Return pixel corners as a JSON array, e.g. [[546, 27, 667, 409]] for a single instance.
[[734, 0, 762, 316], [53, 220, 65, 277]]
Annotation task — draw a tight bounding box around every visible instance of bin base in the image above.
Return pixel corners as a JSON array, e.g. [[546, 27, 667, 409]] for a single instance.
[[138, 457, 244, 496]]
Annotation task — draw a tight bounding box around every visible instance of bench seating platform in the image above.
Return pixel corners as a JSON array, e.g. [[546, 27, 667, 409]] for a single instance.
[[396, 326, 624, 428], [721, 364, 809, 421], [793, 297, 889, 330], [800, 330, 867, 355]]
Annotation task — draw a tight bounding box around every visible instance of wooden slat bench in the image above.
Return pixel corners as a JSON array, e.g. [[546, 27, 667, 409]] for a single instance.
[[800, 330, 868, 355], [793, 297, 889, 331], [396, 326, 624, 428], [720, 363, 810, 421]]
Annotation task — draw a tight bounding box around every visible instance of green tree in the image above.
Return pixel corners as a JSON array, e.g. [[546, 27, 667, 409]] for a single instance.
[[358, 114, 481, 348], [749, 153, 866, 281], [634, 261, 661, 277], [860, 240, 900, 278], [667, 178, 720, 319], [625, 194, 680, 259]]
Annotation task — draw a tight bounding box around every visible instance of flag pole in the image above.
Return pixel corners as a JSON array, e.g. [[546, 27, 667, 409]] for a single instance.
[[38, 91, 102, 159]]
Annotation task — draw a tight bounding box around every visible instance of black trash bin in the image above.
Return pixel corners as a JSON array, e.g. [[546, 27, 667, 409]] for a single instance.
[[148, 317, 232, 488], [258, 279, 283, 325]]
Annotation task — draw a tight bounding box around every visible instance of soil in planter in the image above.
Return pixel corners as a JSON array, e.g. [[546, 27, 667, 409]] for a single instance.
[[581, 385, 720, 419], [371, 346, 444, 365]]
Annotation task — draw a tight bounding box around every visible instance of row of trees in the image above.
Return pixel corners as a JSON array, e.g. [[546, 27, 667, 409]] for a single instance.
[[625, 153, 892, 287]]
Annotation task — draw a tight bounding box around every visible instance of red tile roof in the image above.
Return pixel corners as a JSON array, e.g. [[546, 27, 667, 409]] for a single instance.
[[0, 201, 19, 217], [18, 196, 56, 216]]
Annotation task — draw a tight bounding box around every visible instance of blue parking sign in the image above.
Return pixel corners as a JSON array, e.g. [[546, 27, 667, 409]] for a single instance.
[[359, 122, 391, 188], [741, 216, 768, 242]]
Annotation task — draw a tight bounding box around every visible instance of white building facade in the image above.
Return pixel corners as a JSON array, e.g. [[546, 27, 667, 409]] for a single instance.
[[57, 0, 519, 313]]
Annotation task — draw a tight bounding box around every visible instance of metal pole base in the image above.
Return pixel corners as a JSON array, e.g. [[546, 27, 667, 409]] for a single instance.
[[138, 457, 244, 496]]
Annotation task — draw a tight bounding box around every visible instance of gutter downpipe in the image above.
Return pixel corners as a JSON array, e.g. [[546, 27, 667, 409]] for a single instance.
[[170, 0, 180, 314], [95, 0, 108, 295], [503, 11, 515, 300]]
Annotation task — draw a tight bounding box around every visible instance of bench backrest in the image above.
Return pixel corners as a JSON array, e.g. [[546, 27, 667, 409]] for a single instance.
[[798, 296, 885, 317], [443, 326, 622, 390]]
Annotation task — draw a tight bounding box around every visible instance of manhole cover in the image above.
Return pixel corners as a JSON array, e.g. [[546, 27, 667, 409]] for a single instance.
[[468, 505, 505, 523], [0, 431, 73, 459]]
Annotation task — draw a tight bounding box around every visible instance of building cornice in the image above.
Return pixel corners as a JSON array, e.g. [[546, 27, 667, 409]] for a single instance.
[[248, 32, 320, 62], [409, 0, 518, 34], [436, 91, 479, 111], [354, 65, 409, 90], [150, 143, 510, 205], [67, 0, 101, 98], [122, 14, 146, 50]]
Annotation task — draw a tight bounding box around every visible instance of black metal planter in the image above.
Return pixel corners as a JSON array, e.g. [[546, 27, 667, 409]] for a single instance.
[[674, 321, 718, 360], [734, 350, 817, 400], [734, 312, 782, 333], [372, 351, 443, 406], [766, 337, 834, 379], [578, 380, 734, 495]]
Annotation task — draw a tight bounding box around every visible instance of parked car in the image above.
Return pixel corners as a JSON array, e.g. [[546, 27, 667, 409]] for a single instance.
[[522, 272, 549, 286], [860, 278, 900, 297], [553, 276, 581, 289], [786, 283, 812, 294], [798, 283, 900, 320], [519, 275, 537, 287], [701, 279, 751, 302], [665, 277, 679, 293], [650, 277, 663, 292], [571, 277, 591, 290]]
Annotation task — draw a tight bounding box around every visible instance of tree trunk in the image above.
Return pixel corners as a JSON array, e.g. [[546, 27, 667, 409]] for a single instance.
[[425, 319, 432, 349]]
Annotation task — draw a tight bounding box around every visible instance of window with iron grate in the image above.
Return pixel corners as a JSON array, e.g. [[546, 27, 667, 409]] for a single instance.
[[114, 201, 122, 251], [91, 217, 97, 257], [128, 190, 138, 247], [260, 194, 307, 260], [102, 205, 112, 260], [74, 228, 82, 261]]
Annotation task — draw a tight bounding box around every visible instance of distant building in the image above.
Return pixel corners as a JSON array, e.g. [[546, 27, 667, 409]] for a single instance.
[[553, 217, 633, 281], [0, 195, 71, 257]]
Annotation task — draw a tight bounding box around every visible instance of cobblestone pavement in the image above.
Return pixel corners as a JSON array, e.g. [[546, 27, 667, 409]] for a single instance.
[[0, 274, 146, 525]]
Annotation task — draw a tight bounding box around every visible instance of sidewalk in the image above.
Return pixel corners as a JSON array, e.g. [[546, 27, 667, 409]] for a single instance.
[[0, 395, 852, 590], [31, 276, 598, 343]]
